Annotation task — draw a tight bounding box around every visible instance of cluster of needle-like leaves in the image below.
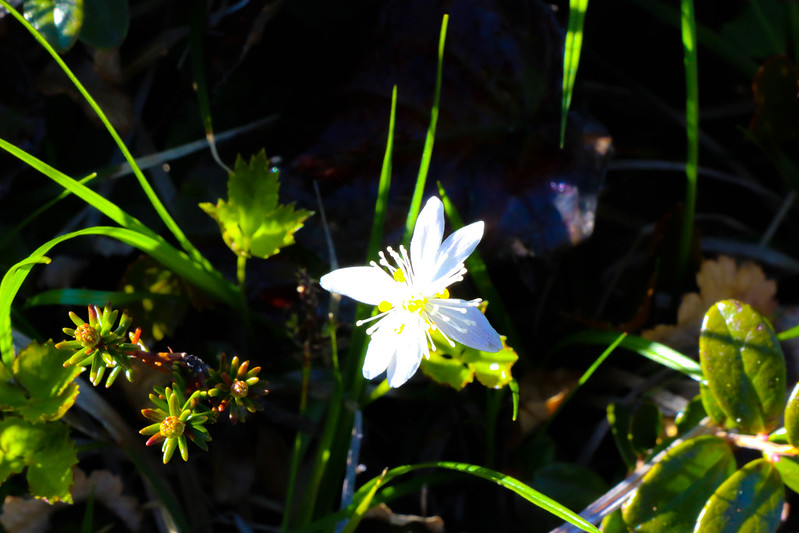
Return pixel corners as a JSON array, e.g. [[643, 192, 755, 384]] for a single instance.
[[56, 305, 268, 463], [56, 304, 144, 387]]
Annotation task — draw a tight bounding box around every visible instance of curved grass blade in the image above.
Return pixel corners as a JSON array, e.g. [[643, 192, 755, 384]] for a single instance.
[[553, 330, 702, 381], [0, 226, 241, 365], [403, 14, 448, 243], [0, 0, 209, 267], [350, 462, 600, 533], [560, 0, 589, 148]]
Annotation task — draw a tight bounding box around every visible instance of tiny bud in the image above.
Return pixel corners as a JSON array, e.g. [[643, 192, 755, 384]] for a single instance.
[[75, 323, 100, 348], [160, 416, 185, 438], [231, 380, 249, 399]]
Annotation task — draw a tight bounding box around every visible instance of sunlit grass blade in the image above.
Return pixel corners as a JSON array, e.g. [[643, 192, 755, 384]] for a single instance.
[[552, 330, 702, 381], [294, 82, 399, 530], [403, 14, 448, 243], [0, 0, 208, 267], [349, 462, 601, 533], [340, 464, 384, 533], [0, 226, 241, 365], [24, 288, 179, 308], [677, 0, 699, 294], [560, 0, 589, 148]]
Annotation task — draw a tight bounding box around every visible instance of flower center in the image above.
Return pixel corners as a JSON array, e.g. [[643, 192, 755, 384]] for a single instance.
[[160, 416, 185, 438]]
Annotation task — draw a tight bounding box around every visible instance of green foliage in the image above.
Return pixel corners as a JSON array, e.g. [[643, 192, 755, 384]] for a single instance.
[[622, 435, 736, 532], [79, 0, 128, 48], [0, 341, 81, 422], [699, 299, 786, 434], [23, 0, 84, 52], [420, 332, 518, 390], [199, 150, 313, 260], [0, 417, 77, 502], [695, 459, 784, 532]]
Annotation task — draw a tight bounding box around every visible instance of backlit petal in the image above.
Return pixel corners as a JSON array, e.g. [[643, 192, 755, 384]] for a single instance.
[[320, 266, 398, 305], [431, 221, 484, 284], [385, 319, 425, 387], [410, 197, 445, 284], [433, 302, 503, 353], [362, 314, 402, 379]]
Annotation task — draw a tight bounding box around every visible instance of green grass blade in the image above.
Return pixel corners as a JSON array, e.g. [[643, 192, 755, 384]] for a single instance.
[[560, 0, 589, 148], [403, 14, 448, 243], [677, 0, 699, 294], [350, 462, 601, 533], [0, 137, 159, 240], [0, 0, 209, 267], [0, 226, 240, 365], [189, 0, 232, 174], [553, 330, 702, 381], [24, 288, 179, 308]]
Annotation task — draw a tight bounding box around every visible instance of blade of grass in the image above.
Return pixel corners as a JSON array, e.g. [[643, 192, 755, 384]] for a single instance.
[[0, 0, 210, 268], [403, 14, 448, 243], [349, 462, 601, 533], [190, 0, 232, 175], [560, 0, 589, 148], [294, 84, 399, 528], [677, 0, 699, 295], [552, 330, 702, 381], [0, 226, 241, 365], [24, 288, 179, 308]]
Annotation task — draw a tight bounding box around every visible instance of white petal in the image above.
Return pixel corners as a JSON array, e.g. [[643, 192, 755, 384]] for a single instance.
[[320, 266, 398, 305], [433, 303, 503, 352], [385, 319, 425, 387], [431, 221, 484, 284], [362, 318, 397, 379], [410, 197, 445, 283]]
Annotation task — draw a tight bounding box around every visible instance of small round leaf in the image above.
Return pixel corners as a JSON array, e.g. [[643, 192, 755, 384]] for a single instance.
[[23, 0, 84, 53]]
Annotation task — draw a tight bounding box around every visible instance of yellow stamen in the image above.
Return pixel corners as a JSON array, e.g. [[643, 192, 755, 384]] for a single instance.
[[393, 269, 406, 282], [435, 288, 450, 299], [378, 301, 393, 313], [405, 298, 426, 314]]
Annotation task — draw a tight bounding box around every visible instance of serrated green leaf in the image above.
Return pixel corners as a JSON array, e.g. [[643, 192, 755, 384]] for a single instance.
[[79, 0, 128, 48], [699, 299, 786, 434], [23, 0, 84, 52], [0, 417, 76, 503], [200, 150, 312, 260], [419, 332, 518, 390], [695, 459, 784, 533], [11, 340, 81, 422], [785, 382, 799, 447], [0, 341, 81, 422], [622, 435, 735, 532], [629, 398, 662, 456], [607, 402, 636, 470], [773, 456, 799, 494]]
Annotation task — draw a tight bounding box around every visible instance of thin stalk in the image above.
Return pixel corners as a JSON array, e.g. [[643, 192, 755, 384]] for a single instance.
[[560, 0, 589, 148], [403, 15, 448, 243], [678, 0, 699, 294]]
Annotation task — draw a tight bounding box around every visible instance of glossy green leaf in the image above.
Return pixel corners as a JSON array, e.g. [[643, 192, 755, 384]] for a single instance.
[[23, 0, 83, 52], [674, 394, 708, 435], [629, 398, 662, 455], [600, 510, 627, 533], [532, 463, 607, 513], [607, 402, 636, 469], [695, 459, 784, 533], [773, 456, 799, 494], [0, 417, 77, 502], [199, 150, 312, 259], [700, 381, 728, 427], [79, 0, 128, 48], [785, 382, 799, 447], [622, 435, 735, 532], [11, 340, 81, 422], [420, 332, 518, 390], [699, 299, 786, 434]]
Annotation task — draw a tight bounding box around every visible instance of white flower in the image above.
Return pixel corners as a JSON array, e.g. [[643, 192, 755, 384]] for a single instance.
[[320, 196, 503, 388]]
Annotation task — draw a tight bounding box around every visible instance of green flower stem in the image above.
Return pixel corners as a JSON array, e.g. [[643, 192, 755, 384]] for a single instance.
[[365, 379, 391, 405], [236, 255, 247, 292]]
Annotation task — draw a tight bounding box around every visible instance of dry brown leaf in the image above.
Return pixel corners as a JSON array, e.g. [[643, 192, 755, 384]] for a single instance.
[[642, 255, 778, 353], [0, 469, 142, 533], [363, 503, 445, 532]]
